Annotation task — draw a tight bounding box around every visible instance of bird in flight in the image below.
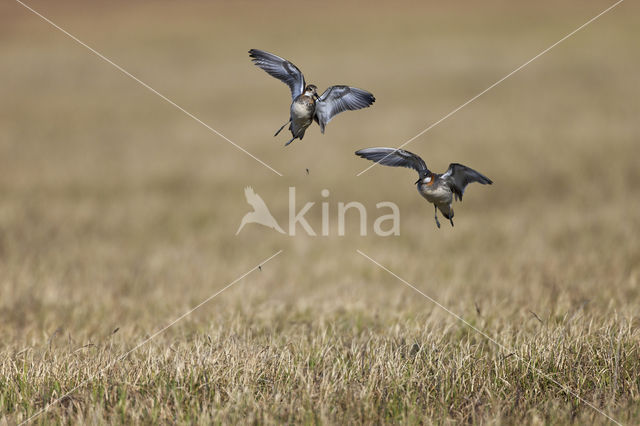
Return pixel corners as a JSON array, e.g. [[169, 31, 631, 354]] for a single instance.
[[355, 148, 492, 228], [249, 49, 375, 146], [236, 187, 285, 235]]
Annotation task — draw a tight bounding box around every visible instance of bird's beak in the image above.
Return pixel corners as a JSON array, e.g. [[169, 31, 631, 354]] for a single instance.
[[414, 178, 420, 184], [314, 93, 320, 100]]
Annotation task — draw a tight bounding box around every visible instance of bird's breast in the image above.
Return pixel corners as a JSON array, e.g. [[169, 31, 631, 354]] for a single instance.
[[418, 182, 452, 204], [291, 96, 315, 117]]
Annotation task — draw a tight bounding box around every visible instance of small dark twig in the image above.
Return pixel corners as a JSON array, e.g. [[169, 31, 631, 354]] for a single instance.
[[529, 310, 544, 324]]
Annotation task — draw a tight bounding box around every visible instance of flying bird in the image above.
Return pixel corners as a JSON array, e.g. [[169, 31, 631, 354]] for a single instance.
[[249, 49, 375, 146], [355, 147, 492, 228], [236, 187, 285, 235]]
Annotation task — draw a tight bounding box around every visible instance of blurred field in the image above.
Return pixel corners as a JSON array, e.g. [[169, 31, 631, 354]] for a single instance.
[[1, 0, 639, 424]]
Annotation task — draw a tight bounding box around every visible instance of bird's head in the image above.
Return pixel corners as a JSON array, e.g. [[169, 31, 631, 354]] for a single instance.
[[305, 84, 319, 99], [415, 172, 432, 185]]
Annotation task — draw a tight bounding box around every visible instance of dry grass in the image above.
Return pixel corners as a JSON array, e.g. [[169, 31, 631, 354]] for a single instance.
[[1, 0, 639, 424]]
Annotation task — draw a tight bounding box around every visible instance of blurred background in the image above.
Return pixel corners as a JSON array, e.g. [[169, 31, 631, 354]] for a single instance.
[[2, 0, 639, 340], [0, 0, 639, 421]]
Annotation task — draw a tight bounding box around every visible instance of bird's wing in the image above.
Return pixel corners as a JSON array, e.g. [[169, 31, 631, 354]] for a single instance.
[[244, 186, 266, 211], [355, 147, 428, 175], [249, 49, 305, 100], [314, 86, 375, 133], [440, 163, 492, 201]]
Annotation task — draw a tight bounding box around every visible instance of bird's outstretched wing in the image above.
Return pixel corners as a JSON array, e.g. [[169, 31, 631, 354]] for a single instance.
[[244, 186, 268, 211], [314, 86, 375, 133], [249, 49, 305, 100], [441, 163, 492, 201], [355, 147, 428, 175]]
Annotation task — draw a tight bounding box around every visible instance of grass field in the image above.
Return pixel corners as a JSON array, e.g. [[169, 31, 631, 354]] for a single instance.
[[1, 0, 639, 424]]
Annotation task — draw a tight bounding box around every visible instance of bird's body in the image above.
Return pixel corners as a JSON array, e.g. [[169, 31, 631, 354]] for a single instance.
[[417, 175, 455, 220], [249, 49, 375, 146], [289, 92, 317, 141], [355, 147, 492, 228]]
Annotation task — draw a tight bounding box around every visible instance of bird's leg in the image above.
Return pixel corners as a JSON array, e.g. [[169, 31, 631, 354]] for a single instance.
[[274, 118, 291, 137], [434, 205, 441, 229]]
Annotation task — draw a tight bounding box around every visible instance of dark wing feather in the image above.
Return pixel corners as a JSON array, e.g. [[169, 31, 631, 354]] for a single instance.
[[249, 49, 305, 100], [314, 86, 375, 133], [355, 147, 428, 175], [441, 163, 492, 201]]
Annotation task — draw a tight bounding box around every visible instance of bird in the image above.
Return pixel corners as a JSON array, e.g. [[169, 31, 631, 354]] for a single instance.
[[236, 187, 285, 235], [355, 147, 492, 228], [249, 49, 375, 146]]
